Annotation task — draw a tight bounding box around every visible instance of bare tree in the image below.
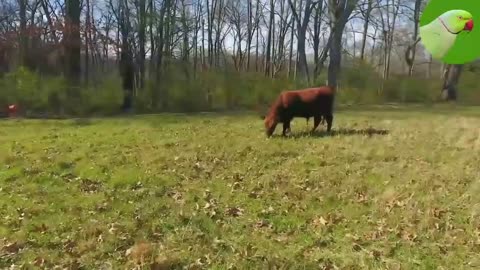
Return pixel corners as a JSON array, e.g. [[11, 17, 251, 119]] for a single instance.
[[288, 0, 319, 84], [65, 0, 81, 85], [359, 0, 373, 61], [272, 0, 291, 77], [312, 0, 324, 79], [137, 0, 147, 89], [254, 0, 263, 72], [119, 0, 135, 111], [264, 0, 275, 77], [287, 0, 296, 78], [226, 0, 247, 71], [405, 0, 422, 76], [376, 0, 401, 80], [85, 0, 91, 82], [246, 0, 253, 70], [327, 0, 358, 89], [19, 0, 28, 67]]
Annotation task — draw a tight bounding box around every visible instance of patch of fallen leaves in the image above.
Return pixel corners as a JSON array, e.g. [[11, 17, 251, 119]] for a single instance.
[[126, 241, 154, 266], [254, 219, 272, 230], [311, 212, 345, 229], [225, 207, 244, 217], [202, 199, 219, 219], [32, 223, 48, 234], [2, 241, 24, 255], [79, 178, 103, 193], [32, 256, 47, 267], [383, 193, 414, 213]]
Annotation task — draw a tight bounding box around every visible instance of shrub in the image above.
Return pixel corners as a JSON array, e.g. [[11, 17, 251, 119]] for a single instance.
[[1, 62, 478, 117]]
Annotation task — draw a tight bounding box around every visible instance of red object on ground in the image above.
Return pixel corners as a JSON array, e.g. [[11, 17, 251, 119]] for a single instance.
[[7, 104, 17, 117]]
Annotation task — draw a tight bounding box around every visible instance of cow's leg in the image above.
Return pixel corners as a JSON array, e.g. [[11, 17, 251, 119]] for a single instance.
[[325, 114, 333, 132], [282, 119, 292, 136], [311, 115, 321, 133]]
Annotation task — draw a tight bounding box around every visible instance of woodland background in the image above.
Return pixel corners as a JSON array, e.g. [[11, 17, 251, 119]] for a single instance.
[[0, 0, 478, 116]]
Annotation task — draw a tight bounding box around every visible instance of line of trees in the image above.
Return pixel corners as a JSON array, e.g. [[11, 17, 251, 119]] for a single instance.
[[0, 0, 477, 115]]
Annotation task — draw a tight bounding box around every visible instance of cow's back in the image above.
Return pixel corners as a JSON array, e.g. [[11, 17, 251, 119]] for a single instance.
[[279, 87, 334, 118]]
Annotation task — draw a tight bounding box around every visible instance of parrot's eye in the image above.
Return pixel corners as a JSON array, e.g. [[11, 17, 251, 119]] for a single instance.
[[458, 16, 463, 20]]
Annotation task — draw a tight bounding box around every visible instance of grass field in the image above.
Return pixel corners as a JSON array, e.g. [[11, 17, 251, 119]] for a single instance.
[[2, 105, 480, 269]]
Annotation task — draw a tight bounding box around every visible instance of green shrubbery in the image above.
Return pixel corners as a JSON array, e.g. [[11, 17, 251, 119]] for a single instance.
[[0, 67, 123, 116], [1, 64, 480, 116]]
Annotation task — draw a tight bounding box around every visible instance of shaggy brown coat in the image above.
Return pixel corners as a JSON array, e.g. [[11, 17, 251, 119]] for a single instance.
[[263, 86, 334, 137]]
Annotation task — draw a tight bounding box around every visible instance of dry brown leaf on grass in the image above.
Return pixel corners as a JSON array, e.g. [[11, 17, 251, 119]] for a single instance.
[[312, 216, 328, 227], [261, 206, 275, 215], [32, 223, 48, 234], [108, 223, 120, 235], [311, 212, 344, 228], [370, 249, 382, 260], [352, 243, 363, 252], [225, 207, 244, 217], [2, 241, 23, 254], [33, 256, 46, 267], [355, 192, 369, 204], [431, 207, 448, 219], [150, 254, 182, 270], [254, 219, 271, 229], [126, 242, 154, 265], [229, 181, 242, 192]]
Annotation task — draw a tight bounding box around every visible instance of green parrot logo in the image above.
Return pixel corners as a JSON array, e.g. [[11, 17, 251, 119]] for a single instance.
[[406, 9, 474, 65], [420, 10, 474, 60]]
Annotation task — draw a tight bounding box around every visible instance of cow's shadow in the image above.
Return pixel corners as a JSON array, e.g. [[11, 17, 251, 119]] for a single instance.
[[271, 127, 389, 138]]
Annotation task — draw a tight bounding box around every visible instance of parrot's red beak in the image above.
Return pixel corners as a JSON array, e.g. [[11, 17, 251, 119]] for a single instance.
[[464, 19, 474, 31]]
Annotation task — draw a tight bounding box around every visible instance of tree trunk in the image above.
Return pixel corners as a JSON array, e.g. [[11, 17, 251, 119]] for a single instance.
[[360, 0, 372, 60], [288, 0, 317, 84], [65, 0, 81, 85], [40, 0, 59, 44], [264, 0, 274, 77], [287, 0, 296, 78], [120, 0, 135, 112], [63, 0, 82, 105], [138, 0, 146, 89], [214, 0, 224, 68], [201, 17, 206, 68], [271, 9, 275, 78], [441, 64, 463, 101], [180, 0, 190, 78], [255, 0, 260, 72], [313, 0, 323, 80], [427, 55, 432, 78], [85, 0, 91, 83], [408, 0, 422, 76], [193, 1, 201, 78], [327, 0, 358, 89], [246, 0, 253, 71], [19, 0, 28, 68], [385, 0, 400, 79], [149, 0, 155, 78], [206, 0, 215, 66]]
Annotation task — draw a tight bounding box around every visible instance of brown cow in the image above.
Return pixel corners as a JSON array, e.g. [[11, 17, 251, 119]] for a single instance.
[[263, 86, 335, 137]]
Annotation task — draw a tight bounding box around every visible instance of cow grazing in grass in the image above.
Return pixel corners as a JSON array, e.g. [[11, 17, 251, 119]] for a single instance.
[[262, 86, 335, 137]]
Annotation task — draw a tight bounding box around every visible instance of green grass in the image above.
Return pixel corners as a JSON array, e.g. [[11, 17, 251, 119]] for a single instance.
[[2, 105, 480, 269]]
